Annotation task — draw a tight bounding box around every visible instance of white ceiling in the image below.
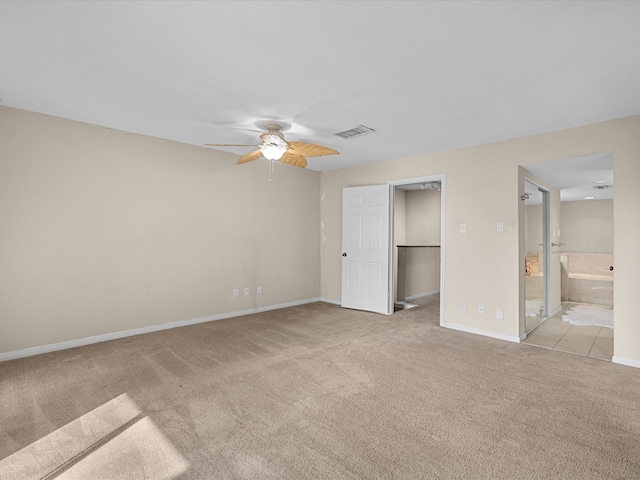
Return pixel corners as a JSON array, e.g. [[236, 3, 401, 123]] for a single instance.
[[1, 1, 640, 174], [523, 152, 613, 203]]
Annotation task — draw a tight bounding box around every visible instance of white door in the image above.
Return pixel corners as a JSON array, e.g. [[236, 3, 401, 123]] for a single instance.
[[341, 185, 391, 314]]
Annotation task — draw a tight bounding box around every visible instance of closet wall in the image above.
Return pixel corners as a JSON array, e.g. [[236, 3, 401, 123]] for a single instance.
[[395, 188, 442, 300]]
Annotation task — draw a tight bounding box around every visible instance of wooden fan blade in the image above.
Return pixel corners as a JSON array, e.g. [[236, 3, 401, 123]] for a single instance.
[[279, 151, 307, 168], [237, 149, 264, 165], [288, 142, 339, 157], [205, 143, 260, 147]]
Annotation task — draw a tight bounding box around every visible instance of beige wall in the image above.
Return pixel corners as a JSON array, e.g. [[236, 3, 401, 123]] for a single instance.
[[404, 189, 441, 297], [3, 106, 640, 368], [405, 189, 441, 245], [0, 106, 321, 355], [321, 116, 640, 366], [403, 248, 441, 298], [393, 189, 442, 299], [561, 199, 613, 253]]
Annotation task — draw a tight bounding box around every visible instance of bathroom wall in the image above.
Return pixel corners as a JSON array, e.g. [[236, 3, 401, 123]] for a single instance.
[[560, 199, 613, 253], [524, 196, 613, 308], [528, 199, 613, 272]]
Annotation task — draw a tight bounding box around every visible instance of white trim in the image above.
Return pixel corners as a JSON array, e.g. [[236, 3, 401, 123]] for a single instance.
[[523, 176, 551, 319], [439, 178, 446, 328], [0, 297, 322, 362], [320, 297, 341, 306], [388, 175, 444, 187], [405, 290, 440, 301], [612, 356, 640, 369], [442, 322, 522, 343], [549, 305, 562, 318]]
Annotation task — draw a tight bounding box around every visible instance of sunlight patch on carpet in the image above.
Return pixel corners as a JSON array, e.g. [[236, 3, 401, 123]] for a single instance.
[[562, 305, 613, 329], [0, 393, 189, 479]]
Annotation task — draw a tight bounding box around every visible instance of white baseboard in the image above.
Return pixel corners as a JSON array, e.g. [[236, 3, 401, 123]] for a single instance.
[[612, 356, 640, 369], [549, 305, 562, 318], [0, 297, 323, 362], [405, 290, 440, 301], [441, 322, 522, 343], [320, 297, 341, 306]]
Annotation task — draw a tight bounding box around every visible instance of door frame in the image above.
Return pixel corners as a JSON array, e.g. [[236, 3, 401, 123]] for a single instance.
[[523, 177, 551, 327], [388, 175, 446, 325]]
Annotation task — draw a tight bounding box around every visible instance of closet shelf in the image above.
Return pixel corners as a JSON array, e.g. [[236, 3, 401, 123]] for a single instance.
[[397, 245, 440, 248]]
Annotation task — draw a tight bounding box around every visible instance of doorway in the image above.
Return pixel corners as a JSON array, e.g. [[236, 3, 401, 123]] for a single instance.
[[340, 175, 446, 321], [521, 153, 614, 360], [389, 175, 445, 324]]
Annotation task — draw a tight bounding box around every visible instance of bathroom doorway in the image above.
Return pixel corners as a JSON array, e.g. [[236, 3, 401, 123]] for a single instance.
[[521, 153, 614, 360], [524, 179, 550, 334]]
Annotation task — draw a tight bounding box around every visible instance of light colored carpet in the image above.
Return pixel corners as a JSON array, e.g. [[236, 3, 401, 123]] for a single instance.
[[1, 295, 639, 479], [562, 304, 614, 329]]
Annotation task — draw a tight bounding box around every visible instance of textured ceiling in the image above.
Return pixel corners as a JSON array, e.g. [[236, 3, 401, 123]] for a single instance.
[[1, 1, 639, 173]]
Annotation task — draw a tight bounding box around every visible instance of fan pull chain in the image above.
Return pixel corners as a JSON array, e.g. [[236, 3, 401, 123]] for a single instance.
[[268, 159, 275, 181]]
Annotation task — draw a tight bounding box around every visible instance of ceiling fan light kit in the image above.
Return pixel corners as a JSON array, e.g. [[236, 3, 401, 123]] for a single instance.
[[260, 144, 287, 161], [205, 123, 338, 169], [259, 127, 289, 160]]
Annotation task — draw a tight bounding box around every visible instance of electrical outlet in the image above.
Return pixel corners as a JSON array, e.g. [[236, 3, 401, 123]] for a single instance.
[[478, 305, 485, 315], [459, 223, 466, 233], [233, 289, 239, 298], [496, 308, 504, 319], [459, 301, 466, 311], [244, 287, 250, 296], [497, 221, 504, 232], [257, 286, 262, 294]]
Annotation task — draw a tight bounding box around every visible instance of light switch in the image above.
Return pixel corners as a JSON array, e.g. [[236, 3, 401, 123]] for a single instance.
[[460, 223, 466, 233]]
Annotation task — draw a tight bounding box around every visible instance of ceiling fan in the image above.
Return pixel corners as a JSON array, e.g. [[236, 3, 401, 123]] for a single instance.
[[205, 124, 338, 168]]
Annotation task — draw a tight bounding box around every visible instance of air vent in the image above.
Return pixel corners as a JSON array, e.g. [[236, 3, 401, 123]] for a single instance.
[[593, 185, 610, 190], [334, 125, 375, 139]]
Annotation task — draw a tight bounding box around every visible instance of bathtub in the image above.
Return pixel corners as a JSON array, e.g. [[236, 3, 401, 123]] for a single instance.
[[561, 253, 613, 306]]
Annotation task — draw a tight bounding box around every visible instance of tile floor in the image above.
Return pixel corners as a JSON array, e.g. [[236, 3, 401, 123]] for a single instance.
[[523, 301, 613, 361]]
